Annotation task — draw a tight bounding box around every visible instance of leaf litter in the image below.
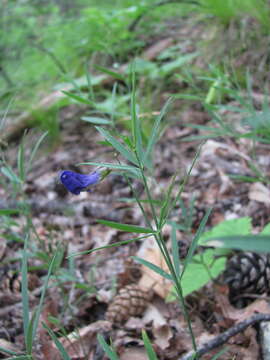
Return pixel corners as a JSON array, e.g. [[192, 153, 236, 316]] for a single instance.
[[2, 24, 270, 360]]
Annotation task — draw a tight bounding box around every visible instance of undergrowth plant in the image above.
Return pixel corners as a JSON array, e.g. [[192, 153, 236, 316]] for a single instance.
[[63, 67, 215, 359], [0, 128, 66, 359]]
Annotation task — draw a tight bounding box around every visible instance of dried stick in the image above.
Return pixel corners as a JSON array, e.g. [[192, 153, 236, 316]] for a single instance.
[[179, 313, 270, 360]]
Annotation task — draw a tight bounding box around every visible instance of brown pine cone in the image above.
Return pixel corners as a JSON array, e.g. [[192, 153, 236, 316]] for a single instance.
[[106, 284, 151, 324]]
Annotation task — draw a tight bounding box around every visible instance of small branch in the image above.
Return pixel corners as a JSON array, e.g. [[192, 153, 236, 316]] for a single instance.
[[179, 313, 270, 360]]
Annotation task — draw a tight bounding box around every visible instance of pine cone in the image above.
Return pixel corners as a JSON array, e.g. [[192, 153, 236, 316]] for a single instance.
[[223, 252, 270, 307], [106, 284, 151, 324]]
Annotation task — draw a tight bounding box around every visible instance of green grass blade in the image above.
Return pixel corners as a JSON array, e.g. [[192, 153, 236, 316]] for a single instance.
[[0, 209, 20, 215], [62, 91, 93, 105], [6, 356, 32, 360], [78, 161, 139, 173], [26, 310, 36, 354], [0, 346, 19, 356], [27, 132, 48, 173], [97, 334, 119, 360], [29, 247, 60, 349], [42, 322, 71, 360], [141, 330, 158, 360], [1, 166, 21, 184], [95, 127, 139, 166], [79, 161, 141, 179], [68, 234, 151, 257], [159, 174, 177, 228], [17, 138, 25, 182], [81, 116, 112, 125], [171, 222, 181, 278], [132, 256, 172, 280], [95, 65, 126, 82], [21, 234, 30, 350], [130, 65, 144, 162], [97, 219, 154, 233], [143, 97, 173, 167], [180, 208, 212, 280]]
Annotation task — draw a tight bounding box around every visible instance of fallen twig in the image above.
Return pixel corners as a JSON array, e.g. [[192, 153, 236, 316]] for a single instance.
[[179, 313, 270, 360]]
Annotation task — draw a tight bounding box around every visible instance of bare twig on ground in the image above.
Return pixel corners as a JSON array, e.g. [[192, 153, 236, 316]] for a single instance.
[[179, 313, 270, 360]]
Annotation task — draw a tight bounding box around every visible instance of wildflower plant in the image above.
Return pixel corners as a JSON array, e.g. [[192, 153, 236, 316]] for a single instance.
[[63, 69, 213, 359]]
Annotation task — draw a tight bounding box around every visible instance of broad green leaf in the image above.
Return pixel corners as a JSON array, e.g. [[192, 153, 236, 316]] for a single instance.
[[42, 322, 71, 360], [199, 217, 252, 245], [97, 219, 154, 234], [205, 235, 270, 253], [132, 256, 172, 280], [81, 116, 112, 125], [142, 330, 158, 360], [261, 223, 270, 235], [167, 249, 226, 300], [95, 127, 138, 166], [97, 334, 119, 360]]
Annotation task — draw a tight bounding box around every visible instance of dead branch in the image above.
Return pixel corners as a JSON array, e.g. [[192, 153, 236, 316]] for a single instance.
[[179, 313, 270, 360]]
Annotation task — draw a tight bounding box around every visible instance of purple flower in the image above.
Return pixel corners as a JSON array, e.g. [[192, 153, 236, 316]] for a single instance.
[[59, 170, 100, 195]]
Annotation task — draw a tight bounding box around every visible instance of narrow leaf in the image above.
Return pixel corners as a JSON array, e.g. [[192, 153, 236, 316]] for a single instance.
[[132, 256, 172, 280], [0, 346, 18, 356], [95, 127, 138, 165], [143, 97, 173, 166], [171, 222, 181, 277], [0, 209, 20, 215], [21, 234, 29, 349], [97, 219, 154, 233], [28, 132, 48, 173], [97, 334, 119, 360], [17, 138, 25, 182], [95, 65, 126, 82], [142, 330, 158, 360], [62, 91, 92, 105], [68, 234, 151, 257], [42, 322, 71, 360], [81, 116, 112, 125], [180, 208, 212, 280]]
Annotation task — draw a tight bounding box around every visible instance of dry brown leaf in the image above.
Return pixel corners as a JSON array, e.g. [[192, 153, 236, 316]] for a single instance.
[[120, 347, 148, 360], [248, 182, 270, 205], [53, 320, 112, 359], [137, 239, 172, 298], [0, 237, 6, 260], [215, 289, 270, 323], [143, 304, 173, 350]]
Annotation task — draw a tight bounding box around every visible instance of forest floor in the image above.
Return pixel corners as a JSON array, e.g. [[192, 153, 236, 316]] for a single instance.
[[1, 15, 270, 360]]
